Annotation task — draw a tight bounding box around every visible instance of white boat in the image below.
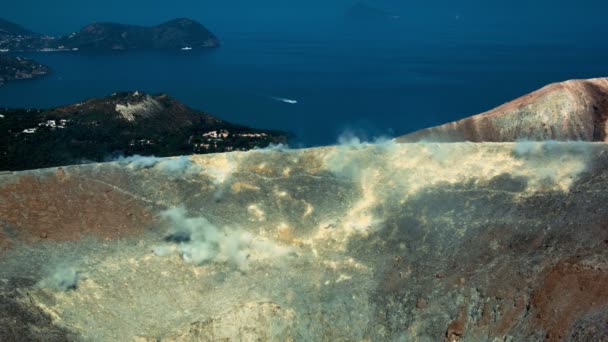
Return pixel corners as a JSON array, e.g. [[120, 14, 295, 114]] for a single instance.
[[181, 46, 193, 51]]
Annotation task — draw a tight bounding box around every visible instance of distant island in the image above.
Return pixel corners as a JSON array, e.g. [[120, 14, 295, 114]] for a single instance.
[[0, 54, 49, 86], [345, 2, 398, 22], [55, 18, 220, 51], [0, 91, 288, 171], [0, 17, 219, 52]]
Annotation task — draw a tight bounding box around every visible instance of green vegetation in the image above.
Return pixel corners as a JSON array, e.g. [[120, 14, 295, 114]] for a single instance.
[[0, 104, 288, 171]]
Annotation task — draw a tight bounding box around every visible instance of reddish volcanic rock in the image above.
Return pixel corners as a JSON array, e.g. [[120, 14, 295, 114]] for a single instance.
[[0, 168, 154, 248], [445, 306, 467, 341], [397, 78, 608, 142], [531, 258, 608, 341]]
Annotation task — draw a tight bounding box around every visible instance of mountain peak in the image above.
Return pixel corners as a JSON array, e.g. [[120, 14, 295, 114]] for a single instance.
[[51, 91, 195, 125], [112, 92, 164, 122]]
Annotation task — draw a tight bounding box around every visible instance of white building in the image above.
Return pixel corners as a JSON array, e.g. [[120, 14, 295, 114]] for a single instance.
[[237, 133, 268, 138], [203, 130, 229, 139]]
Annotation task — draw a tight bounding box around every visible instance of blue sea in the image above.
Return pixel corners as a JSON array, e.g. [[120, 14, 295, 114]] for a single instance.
[[1, 30, 608, 146]]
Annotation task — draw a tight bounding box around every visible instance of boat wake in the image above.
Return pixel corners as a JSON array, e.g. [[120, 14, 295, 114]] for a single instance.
[[269, 96, 298, 104]]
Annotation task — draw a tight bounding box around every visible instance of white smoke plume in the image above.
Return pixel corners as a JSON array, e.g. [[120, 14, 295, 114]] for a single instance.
[[326, 131, 397, 177], [39, 264, 80, 291], [114, 155, 202, 176], [512, 140, 593, 187], [254, 143, 289, 152], [155, 207, 292, 271], [115, 155, 161, 169]]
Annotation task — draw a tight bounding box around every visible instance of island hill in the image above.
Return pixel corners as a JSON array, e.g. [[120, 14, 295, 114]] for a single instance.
[[54, 18, 220, 51], [0, 17, 219, 52], [0, 91, 288, 171]]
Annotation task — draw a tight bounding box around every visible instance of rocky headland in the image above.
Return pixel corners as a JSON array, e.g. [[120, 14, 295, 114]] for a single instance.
[[0, 54, 49, 86]]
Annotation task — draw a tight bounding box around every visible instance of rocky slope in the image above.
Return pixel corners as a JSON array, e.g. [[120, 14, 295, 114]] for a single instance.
[[397, 77, 608, 142], [0, 91, 287, 171], [0, 141, 607, 341], [54, 18, 219, 51], [0, 54, 49, 86]]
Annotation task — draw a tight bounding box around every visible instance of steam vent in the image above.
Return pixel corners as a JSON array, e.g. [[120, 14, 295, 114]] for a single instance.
[[2, 79, 608, 341]]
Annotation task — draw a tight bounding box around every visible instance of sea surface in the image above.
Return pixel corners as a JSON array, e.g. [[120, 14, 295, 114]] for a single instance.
[[1, 30, 608, 146]]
